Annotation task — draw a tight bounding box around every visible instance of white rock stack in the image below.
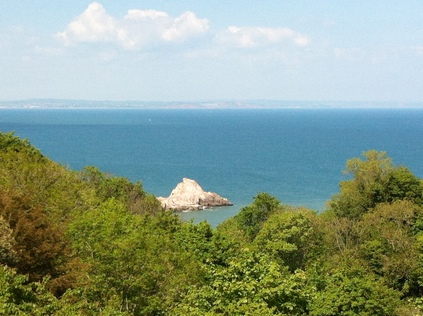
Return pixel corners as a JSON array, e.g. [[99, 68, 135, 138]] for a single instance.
[[157, 178, 232, 211]]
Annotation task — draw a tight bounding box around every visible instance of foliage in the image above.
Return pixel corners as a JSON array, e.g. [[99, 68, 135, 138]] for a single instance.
[[254, 209, 314, 271], [330, 150, 393, 218], [172, 249, 312, 316], [331, 150, 423, 219], [0, 139, 95, 223], [0, 132, 97, 295], [387, 166, 423, 205], [309, 266, 402, 316], [174, 220, 237, 266], [0, 215, 17, 265], [234, 192, 283, 240], [79, 166, 163, 216], [0, 171, 86, 296], [1, 132, 423, 314], [0, 131, 44, 159], [0, 265, 59, 315], [67, 199, 201, 315], [216, 216, 250, 248], [356, 201, 422, 293]]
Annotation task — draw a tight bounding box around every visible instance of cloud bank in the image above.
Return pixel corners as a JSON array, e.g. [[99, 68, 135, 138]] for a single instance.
[[56, 2, 209, 49], [56, 2, 309, 51]]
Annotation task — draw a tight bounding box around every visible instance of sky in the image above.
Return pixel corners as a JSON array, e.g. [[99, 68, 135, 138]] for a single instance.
[[1, 1, 422, 102]]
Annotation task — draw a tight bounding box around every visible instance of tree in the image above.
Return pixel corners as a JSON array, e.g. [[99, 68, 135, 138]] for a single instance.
[[67, 199, 200, 315], [0, 215, 17, 265], [331, 150, 423, 219], [4, 131, 423, 313], [172, 249, 312, 316], [331, 150, 394, 218], [174, 220, 237, 266], [0, 265, 59, 315], [386, 166, 423, 206], [0, 131, 44, 159], [234, 193, 283, 240], [254, 210, 314, 271], [0, 187, 83, 296], [79, 166, 163, 216], [357, 201, 423, 294], [310, 266, 402, 316]]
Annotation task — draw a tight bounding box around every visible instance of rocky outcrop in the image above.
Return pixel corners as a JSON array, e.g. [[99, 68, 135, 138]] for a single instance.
[[157, 178, 232, 211]]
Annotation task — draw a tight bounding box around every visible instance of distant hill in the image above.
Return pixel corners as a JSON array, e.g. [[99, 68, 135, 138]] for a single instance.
[[0, 99, 422, 109]]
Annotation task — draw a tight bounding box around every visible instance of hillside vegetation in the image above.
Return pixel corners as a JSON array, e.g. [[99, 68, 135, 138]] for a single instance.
[[1, 131, 423, 315]]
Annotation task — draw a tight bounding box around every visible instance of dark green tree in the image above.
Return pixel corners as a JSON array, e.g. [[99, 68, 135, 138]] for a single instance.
[[386, 166, 423, 205], [357, 201, 423, 294], [310, 266, 402, 316], [0, 265, 59, 315], [234, 193, 283, 240]]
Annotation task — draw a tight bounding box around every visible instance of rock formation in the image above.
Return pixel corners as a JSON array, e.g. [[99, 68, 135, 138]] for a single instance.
[[157, 178, 232, 211]]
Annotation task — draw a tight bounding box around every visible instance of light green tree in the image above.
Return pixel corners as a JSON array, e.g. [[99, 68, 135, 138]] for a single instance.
[[331, 150, 394, 218], [172, 248, 312, 316], [67, 199, 200, 315], [254, 210, 313, 271]]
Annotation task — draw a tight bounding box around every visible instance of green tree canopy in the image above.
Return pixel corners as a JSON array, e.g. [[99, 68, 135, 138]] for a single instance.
[[309, 265, 402, 316], [254, 210, 314, 271], [234, 193, 283, 240], [331, 150, 423, 219], [1, 132, 423, 314]]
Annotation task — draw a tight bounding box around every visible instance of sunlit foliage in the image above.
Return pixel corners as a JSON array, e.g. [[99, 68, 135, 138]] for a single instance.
[[1, 132, 423, 315]]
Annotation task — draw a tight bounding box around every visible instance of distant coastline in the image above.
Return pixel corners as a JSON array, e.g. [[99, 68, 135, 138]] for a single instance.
[[0, 99, 422, 110]]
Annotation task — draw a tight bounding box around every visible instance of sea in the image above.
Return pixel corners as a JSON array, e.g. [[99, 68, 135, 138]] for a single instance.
[[1, 108, 423, 226]]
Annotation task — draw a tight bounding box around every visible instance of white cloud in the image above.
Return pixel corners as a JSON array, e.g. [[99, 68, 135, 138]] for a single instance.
[[125, 9, 169, 21], [56, 2, 310, 53], [162, 11, 209, 42], [215, 26, 310, 49], [56, 2, 209, 49], [56, 2, 117, 45]]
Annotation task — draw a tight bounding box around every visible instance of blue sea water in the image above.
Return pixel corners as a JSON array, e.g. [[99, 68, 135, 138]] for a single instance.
[[1, 108, 423, 226]]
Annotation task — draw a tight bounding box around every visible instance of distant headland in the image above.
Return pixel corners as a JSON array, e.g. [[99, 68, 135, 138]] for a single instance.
[[0, 99, 422, 110]]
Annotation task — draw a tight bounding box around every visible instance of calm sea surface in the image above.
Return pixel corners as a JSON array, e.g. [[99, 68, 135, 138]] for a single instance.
[[1, 108, 423, 226]]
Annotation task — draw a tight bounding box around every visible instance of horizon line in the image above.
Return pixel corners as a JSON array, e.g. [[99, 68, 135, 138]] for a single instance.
[[1, 98, 423, 110]]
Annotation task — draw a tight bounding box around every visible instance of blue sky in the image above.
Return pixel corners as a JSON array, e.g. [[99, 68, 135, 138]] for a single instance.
[[1, 1, 422, 102]]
